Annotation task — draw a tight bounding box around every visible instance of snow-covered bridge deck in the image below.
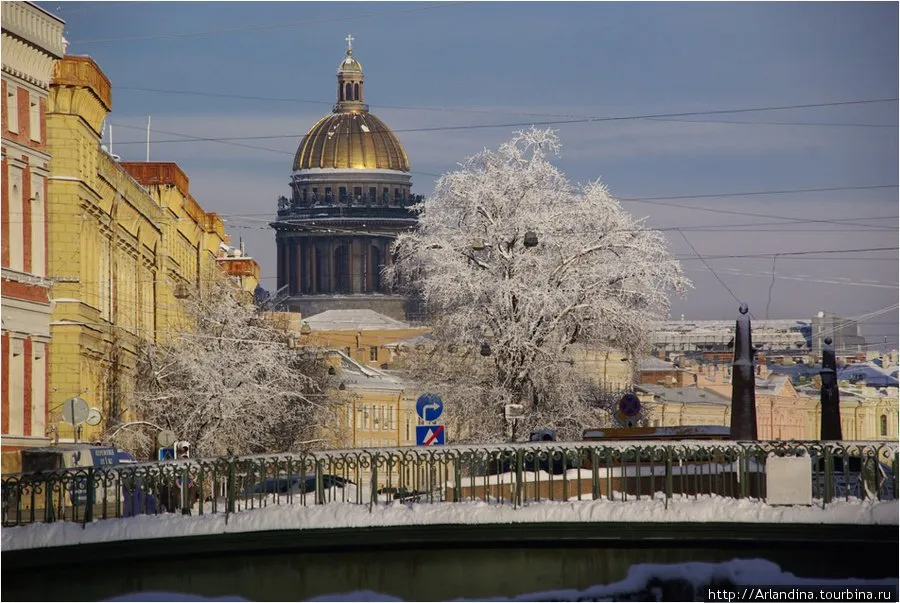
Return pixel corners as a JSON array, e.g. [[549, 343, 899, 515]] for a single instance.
[[2, 440, 896, 532]]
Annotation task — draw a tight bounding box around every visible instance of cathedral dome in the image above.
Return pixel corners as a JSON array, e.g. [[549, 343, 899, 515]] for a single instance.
[[292, 35, 409, 173], [293, 111, 409, 171]]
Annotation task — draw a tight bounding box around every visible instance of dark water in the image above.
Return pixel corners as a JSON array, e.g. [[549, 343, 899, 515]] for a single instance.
[[5, 541, 897, 602]]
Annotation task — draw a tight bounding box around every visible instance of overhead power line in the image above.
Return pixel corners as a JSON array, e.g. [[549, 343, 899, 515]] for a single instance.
[[107, 97, 899, 145], [112, 86, 900, 129], [70, 2, 467, 44], [675, 246, 898, 260]]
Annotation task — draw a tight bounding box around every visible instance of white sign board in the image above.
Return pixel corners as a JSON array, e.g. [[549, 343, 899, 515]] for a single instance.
[[766, 456, 812, 506]]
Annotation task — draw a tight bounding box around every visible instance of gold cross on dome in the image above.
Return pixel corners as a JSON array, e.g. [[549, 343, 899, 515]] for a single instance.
[[345, 34, 354, 52]]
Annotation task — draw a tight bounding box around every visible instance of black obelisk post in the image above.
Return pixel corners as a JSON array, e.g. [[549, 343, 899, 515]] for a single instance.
[[820, 336, 843, 440], [730, 303, 758, 440]]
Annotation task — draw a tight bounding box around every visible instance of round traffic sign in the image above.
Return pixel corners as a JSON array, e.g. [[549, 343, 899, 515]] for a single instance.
[[157, 430, 177, 448], [61, 397, 90, 425], [618, 393, 641, 418], [416, 393, 444, 422]]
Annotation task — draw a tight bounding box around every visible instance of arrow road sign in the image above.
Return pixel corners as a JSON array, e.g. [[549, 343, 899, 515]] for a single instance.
[[416, 425, 445, 446], [415, 393, 444, 422]]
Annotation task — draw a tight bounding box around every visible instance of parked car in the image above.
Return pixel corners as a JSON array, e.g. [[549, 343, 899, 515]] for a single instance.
[[376, 486, 428, 503], [243, 474, 354, 497]]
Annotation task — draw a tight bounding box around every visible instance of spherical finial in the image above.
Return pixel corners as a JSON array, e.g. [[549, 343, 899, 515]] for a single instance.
[[824, 337, 833, 345], [739, 303, 748, 315]]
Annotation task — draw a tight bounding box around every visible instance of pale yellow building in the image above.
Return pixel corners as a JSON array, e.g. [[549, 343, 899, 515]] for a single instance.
[[43, 55, 254, 446], [327, 351, 419, 449], [640, 367, 898, 442], [302, 309, 431, 368]]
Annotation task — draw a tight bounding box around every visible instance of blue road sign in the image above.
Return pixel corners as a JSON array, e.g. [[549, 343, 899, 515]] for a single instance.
[[619, 393, 642, 417], [416, 425, 445, 446], [158, 447, 174, 462], [415, 393, 444, 421]]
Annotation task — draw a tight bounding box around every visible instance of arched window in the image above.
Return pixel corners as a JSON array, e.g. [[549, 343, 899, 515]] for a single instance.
[[345, 83, 353, 102], [354, 83, 360, 100], [339, 83, 344, 101], [881, 414, 888, 437]]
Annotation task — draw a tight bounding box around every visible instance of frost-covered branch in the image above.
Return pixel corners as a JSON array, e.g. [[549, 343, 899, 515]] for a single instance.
[[386, 128, 689, 442], [107, 273, 337, 458]]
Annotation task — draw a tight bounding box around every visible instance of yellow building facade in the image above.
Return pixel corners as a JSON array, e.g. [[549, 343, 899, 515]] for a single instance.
[[44, 56, 246, 444]]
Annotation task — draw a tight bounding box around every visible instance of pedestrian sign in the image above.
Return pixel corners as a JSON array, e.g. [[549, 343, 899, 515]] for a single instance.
[[416, 425, 445, 446]]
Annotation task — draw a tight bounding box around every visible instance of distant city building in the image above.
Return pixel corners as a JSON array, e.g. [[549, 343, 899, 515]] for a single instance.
[[651, 313, 870, 364], [811, 311, 866, 357], [272, 37, 419, 320], [650, 318, 811, 360]]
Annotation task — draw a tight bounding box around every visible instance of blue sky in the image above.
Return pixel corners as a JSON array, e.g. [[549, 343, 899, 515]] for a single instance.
[[43, 1, 899, 346]]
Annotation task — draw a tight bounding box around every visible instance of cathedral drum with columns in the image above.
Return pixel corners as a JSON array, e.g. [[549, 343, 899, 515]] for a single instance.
[[272, 36, 421, 320]]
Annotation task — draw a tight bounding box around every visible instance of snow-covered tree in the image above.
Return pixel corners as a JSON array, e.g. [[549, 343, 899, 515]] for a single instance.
[[108, 275, 336, 458], [387, 128, 688, 440]]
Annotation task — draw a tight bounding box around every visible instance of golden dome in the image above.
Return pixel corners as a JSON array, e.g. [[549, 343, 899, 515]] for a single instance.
[[293, 111, 410, 171], [292, 36, 410, 172], [338, 54, 362, 74]]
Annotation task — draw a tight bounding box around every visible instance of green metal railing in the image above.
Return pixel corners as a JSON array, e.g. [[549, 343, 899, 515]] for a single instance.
[[2, 440, 896, 528]]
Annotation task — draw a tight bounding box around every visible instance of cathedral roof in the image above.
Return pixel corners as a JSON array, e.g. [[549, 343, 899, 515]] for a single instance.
[[293, 36, 409, 173], [293, 111, 409, 172]]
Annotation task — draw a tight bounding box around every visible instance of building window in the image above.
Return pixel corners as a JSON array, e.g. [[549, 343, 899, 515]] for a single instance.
[[388, 406, 394, 431], [8, 176, 23, 271], [369, 346, 378, 362], [354, 83, 359, 101], [29, 94, 40, 142], [354, 187, 362, 200], [369, 187, 376, 203], [31, 181, 44, 277], [6, 84, 18, 133], [881, 415, 888, 437], [345, 83, 352, 102], [344, 346, 351, 356]]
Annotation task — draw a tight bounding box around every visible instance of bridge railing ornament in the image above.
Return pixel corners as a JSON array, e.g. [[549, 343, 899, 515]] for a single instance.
[[2, 440, 896, 528]]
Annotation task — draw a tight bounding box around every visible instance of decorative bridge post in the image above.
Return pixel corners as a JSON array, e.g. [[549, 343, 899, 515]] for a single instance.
[[730, 303, 758, 440], [819, 336, 843, 440]]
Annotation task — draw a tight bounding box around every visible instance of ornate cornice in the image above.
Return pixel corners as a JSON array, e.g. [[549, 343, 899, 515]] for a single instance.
[[1, 2, 65, 89], [51, 56, 112, 111]]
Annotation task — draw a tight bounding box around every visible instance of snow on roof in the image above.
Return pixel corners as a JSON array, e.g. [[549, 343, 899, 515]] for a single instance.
[[332, 351, 409, 390], [636, 385, 730, 405], [304, 309, 413, 331], [383, 332, 435, 349], [636, 356, 677, 371], [838, 362, 899, 387]]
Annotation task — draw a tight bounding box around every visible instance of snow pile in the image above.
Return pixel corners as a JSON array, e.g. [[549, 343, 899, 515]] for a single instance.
[[4, 495, 896, 551], [103, 559, 898, 601]]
